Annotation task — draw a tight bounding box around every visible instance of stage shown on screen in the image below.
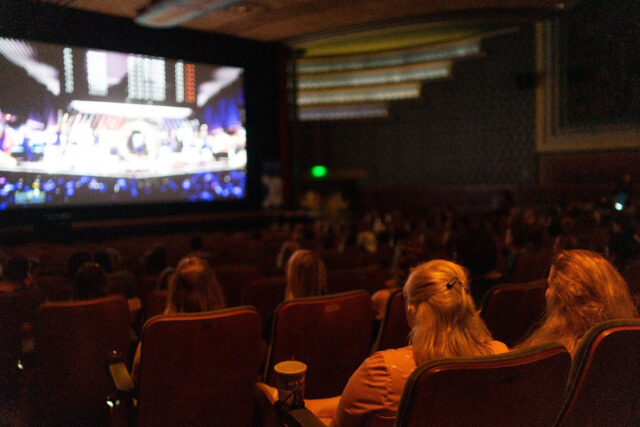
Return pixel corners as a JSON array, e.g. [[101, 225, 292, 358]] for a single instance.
[[0, 36, 247, 209]]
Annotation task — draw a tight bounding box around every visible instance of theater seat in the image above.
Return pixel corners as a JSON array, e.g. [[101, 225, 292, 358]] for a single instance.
[[136, 306, 262, 427], [32, 295, 131, 426], [555, 319, 640, 427], [0, 290, 43, 401], [327, 264, 386, 295], [480, 279, 547, 347], [214, 263, 266, 306], [264, 290, 373, 398], [396, 343, 571, 427], [143, 289, 169, 321], [241, 276, 286, 326], [371, 288, 411, 352]]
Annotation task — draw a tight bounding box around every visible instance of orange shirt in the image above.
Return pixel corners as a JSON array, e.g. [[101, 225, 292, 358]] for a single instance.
[[331, 342, 508, 427]]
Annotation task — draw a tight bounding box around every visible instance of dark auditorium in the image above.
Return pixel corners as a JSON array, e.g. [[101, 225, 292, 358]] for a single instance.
[[0, 0, 639, 425]]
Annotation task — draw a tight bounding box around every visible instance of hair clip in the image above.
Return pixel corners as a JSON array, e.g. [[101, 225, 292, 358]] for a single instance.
[[446, 277, 470, 294]]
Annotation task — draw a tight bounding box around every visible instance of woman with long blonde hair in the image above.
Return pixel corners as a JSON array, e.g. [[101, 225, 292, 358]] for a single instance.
[[132, 257, 225, 384], [310, 260, 507, 427], [165, 257, 225, 313], [518, 249, 638, 355], [285, 250, 327, 300]]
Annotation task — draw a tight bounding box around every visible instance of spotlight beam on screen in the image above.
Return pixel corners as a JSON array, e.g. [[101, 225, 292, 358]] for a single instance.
[[68, 100, 193, 119]]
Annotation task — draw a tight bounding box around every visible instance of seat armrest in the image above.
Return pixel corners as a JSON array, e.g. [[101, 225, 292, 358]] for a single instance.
[[109, 361, 134, 393], [283, 408, 327, 427], [254, 382, 328, 427]]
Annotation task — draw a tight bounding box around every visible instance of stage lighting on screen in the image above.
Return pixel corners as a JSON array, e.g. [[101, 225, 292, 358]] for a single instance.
[[0, 36, 248, 211]]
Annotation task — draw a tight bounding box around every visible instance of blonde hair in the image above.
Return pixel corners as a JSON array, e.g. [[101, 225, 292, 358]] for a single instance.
[[404, 260, 496, 366], [285, 250, 327, 300], [166, 257, 225, 314], [519, 249, 638, 355]]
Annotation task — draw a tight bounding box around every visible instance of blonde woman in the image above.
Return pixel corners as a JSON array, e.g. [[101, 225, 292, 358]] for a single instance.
[[132, 257, 225, 384], [164, 257, 225, 313], [309, 260, 507, 427], [285, 250, 327, 300], [518, 249, 638, 356]]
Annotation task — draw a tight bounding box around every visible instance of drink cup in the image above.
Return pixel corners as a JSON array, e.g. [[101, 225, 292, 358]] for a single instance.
[[274, 360, 307, 410]]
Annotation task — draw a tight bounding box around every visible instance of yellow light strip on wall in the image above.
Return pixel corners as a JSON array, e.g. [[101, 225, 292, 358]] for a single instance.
[[298, 103, 389, 121], [298, 82, 421, 105], [297, 38, 481, 73], [298, 61, 451, 89]]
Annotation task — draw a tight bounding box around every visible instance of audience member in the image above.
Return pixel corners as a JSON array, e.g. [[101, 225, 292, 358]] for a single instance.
[[308, 260, 507, 426], [140, 245, 168, 276], [66, 251, 92, 279], [275, 240, 301, 273], [453, 228, 503, 306], [165, 257, 225, 313], [132, 256, 225, 385], [517, 249, 638, 356], [285, 250, 327, 300], [0, 257, 34, 293], [73, 262, 107, 301], [187, 235, 214, 264]]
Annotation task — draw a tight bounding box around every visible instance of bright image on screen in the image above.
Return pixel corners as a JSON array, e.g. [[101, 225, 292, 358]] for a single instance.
[[0, 37, 247, 210]]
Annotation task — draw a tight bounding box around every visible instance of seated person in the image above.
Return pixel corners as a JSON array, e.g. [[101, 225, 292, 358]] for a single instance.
[[132, 257, 225, 384], [73, 262, 108, 301], [0, 257, 35, 293], [66, 251, 92, 279], [263, 250, 327, 342], [285, 250, 327, 300], [517, 249, 638, 356], [452, 228, 503, 307], [260, 260, 508, 426]]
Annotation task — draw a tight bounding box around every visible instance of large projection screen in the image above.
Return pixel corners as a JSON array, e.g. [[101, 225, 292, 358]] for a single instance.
[[0, 36, 247, 212]]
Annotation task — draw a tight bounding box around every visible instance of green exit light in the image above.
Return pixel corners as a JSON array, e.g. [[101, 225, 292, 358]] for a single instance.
[[311, 165, 328, 178]]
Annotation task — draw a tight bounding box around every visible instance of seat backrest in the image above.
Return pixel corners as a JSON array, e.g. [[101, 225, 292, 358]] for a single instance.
[[0, 290, 44, 397], [264, 290, 373, 398], [143, 289, 169, 321], [511, 247, 554, 283], [241, 276, 286, 324], [396, 343, 571, 427], [137, 306, 262, 427], [622, 260, 640, 295], [480, 279, 547, 347], [371, 288, 411, 352], [214, 263, 266, 306], [327, 264, 386, 295], [555, 319, 640, 427], [34, 295, 130, 426]]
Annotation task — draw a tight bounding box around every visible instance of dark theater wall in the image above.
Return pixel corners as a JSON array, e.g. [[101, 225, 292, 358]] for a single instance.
[[294, 26, 537, 210]]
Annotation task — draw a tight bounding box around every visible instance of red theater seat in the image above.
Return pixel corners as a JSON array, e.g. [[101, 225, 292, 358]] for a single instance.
[[136, 307, 262, 427], [241, 276, 286, 325], [510, 247, 554, 283], [143, 289, 169, 322], [371, 288, 411, 352], [481, 279, 547, 347], [214, 263, 265, 307], [263, 290, 373, 398], [555, 319, 640, 427], [0, 290, 44, 400], [327, 264, 386, 295], [395, 343, 571, 427], [32, 295, 131, 426]]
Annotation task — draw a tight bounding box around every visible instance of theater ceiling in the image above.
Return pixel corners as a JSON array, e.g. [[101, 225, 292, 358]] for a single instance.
[[43, 0, 575, 43]]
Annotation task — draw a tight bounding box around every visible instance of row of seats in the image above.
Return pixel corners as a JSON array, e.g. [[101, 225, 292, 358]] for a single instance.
[[6, 280, 639, 426], [395, 319, 640, 427]]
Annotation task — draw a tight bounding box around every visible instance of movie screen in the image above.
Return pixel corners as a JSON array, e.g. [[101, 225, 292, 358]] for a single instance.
[[0, 37, 247, 210]]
